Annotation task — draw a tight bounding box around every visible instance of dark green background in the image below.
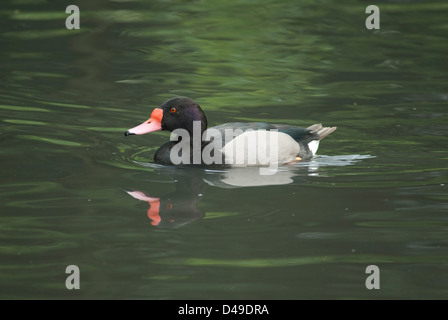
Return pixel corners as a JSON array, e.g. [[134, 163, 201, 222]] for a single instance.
[[1, 0, 447, 299]]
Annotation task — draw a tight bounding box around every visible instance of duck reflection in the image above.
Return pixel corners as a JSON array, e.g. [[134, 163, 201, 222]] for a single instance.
[[202, 167, 299, 188], [126, 165, 302, 228], [126, 175, 205, 228], [125, 154, 374, 228]]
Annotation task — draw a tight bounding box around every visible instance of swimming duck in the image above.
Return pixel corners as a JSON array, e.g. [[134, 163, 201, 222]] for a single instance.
[[124, 97, 336, 167]]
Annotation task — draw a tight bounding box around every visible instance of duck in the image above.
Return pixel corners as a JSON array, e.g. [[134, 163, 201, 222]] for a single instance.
[[124, 97, 336, 168]]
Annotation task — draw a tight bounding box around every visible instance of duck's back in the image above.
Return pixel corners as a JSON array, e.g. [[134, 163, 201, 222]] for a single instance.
[[206, 122, 336, 161], [209, 122, 314, 142]]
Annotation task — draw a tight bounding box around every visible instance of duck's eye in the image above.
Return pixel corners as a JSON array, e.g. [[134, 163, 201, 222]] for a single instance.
[[169, 107, 177, 113]]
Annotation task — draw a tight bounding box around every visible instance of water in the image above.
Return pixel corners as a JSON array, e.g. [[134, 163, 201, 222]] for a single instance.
[[1, 0, 447, 299]]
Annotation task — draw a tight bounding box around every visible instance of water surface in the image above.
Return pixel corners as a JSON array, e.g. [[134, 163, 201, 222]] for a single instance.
[[1, 0, 448, 299]]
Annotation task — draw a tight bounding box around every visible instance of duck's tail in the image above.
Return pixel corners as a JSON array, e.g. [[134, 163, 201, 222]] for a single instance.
[[300, 124, 337, 158], [307, 124, 337, 140]]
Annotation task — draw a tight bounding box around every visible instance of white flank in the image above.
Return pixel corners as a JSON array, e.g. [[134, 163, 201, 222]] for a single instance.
[[221, 130, 300, 166]]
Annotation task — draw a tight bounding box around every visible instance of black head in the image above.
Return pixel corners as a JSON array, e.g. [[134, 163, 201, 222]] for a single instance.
[[159, 97, 207, 135], [125, 97, 207, 136]]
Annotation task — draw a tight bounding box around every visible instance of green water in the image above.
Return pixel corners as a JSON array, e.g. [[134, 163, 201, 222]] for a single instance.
[[1, 0, 447, 299]]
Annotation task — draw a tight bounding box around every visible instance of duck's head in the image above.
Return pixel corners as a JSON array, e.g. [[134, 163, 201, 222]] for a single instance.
[[125, 97, 207, 136]]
